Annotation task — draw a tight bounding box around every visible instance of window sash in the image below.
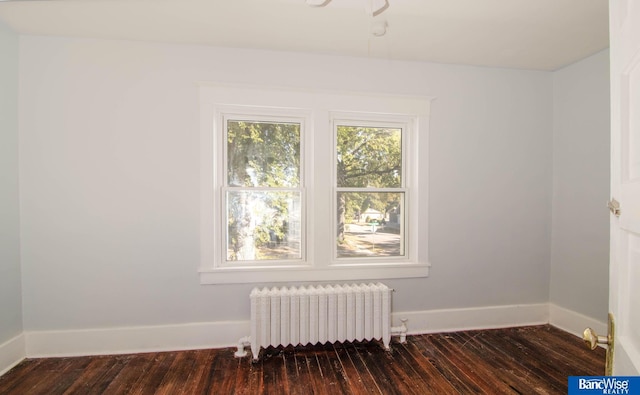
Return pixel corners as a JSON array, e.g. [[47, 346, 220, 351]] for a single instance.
[[220, 187, 306, 267], [220, 111, 306, 267], [333, 117, 410, 262], [222, 114, 305, 189], [335, 189, 406, 260], [335, 123, 405, 189], [223, 115, 304, 188]]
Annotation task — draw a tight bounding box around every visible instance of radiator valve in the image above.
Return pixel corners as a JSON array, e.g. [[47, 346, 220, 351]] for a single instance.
[[391, 318, 408, 343], [234, 336, 251, 358]]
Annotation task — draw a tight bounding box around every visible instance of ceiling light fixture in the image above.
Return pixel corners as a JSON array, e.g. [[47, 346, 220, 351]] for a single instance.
[[365, 0, 389, 17], [371, 20, 388, 37], [305, 0, 389, 17], [305, 0, 333, 7]]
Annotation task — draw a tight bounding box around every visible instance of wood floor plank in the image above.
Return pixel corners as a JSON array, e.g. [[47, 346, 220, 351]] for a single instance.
[[84, 355, 133, 395], [152, 350, 199, 395], [61, 356, 115, 394], [167, 350, 203, 394], [200, 348, 233, 394], [46, 357, 95, 395], [261, 348, 289, 395], [333, 342, 379, 395], [180, 349, 216, 394], [498, 328, 581, 391], [400, 337, 460, 394], [350, 341, 407, 395], [127, 352, 175, 395], [526, 326, 605, 374], [305, 346, 332, 395], [289, 346, 317, 395], [100, 352, 157, 394], [448, 330, 548, 394], [319, 342, 353, 395], [376, 345, 433, 394], [469, 328, 558, 394], [425, 333, 512, 394], [282, 347, 303, 395], [245, 353, 264, 394], [232, 350, 254, 395], [414, 333, 485, 394], [209, 348, 241, 394], [4, 358, 75, 395], [0, 359, 42, 393], [436, 331, 524, 393], [0, 325, 606, 395], [392, 338, 458, 394], [472, 328, 568, 393]]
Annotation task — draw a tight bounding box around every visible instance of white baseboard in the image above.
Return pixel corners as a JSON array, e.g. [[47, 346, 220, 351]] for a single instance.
[[25, 303, 548, 357], [26, 321, 249, 358], [393, 303, 549, 334], [0, 333, 26, 377], [24, 303, 598, 358], [548, 303, 607, 339]]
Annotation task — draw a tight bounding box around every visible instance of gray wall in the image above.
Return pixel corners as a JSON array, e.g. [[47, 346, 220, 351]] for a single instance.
[[0, 21, 23, 343], [18, 36, 553, 331], [550, 50, 610, 320]]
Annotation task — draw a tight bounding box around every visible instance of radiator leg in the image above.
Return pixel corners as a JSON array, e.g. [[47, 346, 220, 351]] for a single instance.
[[234, 336, 251, 358], [251, 343, 260, 362], [391, 318, 408, 344]]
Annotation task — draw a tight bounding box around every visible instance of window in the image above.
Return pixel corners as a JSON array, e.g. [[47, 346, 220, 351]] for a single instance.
[[224, 117, 304, 264], [199, 85, 431, 284], [335, 120, 407, 260]]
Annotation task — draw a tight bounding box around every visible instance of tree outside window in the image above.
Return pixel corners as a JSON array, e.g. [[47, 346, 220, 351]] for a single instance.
[[225, 119, 303, 262], [336, 124, 405, 258]]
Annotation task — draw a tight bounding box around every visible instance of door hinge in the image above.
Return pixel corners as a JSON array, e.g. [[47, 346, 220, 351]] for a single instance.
[[608, 199, 621, 217]]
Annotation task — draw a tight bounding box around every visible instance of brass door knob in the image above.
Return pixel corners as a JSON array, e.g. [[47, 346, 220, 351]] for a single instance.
[[583, 314, 615, 376], [583, 327, 609, 350]]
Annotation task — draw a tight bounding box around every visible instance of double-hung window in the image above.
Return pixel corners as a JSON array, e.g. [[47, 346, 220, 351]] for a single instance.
[[224, 116, 305, 264], [199, 84, 431, 284], [334, 118, 407, 261]]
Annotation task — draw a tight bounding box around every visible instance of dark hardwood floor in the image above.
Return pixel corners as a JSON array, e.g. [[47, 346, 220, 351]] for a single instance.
[[0, 325, 605, 394]]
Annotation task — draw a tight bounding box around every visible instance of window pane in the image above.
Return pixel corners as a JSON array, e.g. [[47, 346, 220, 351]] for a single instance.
[[337, 192, 404, 258], [336, 125, 402, 188], [227, 120, 300, 187], [227, 190, 302, 261]]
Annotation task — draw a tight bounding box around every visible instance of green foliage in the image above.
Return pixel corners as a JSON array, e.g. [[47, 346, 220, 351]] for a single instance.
[[225, 120, 301, 261], [224, 120, 405, 258], [340, 192, 402, 224], [336, 126, 402, 188], [227, 120, 300, 187], [336, 125, 403, 240]]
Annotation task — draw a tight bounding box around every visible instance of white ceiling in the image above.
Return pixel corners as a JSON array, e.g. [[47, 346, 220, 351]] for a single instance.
[[0, 0, 609, 71]]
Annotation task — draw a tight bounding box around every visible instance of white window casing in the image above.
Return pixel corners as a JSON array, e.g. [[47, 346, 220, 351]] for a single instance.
[[199, 84, 432, 284]]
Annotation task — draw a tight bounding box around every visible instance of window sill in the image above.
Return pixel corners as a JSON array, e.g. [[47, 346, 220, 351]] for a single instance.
[[198, 263, 430, 285]]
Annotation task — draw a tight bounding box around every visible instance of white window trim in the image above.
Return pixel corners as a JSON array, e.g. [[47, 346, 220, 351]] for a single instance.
[[199, 83, 432, 284]]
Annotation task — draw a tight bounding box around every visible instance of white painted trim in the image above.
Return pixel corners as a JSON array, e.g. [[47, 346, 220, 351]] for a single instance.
[[25, 321, 249, 358], [24, 303, 550, 358], [21, 304, 607, 358], [199, 84, 433, 284], [614, 338, 640, 375], [0, 333, 26, 377], [199, 264, 430, 284], [393, 303, 549, 335], [548, 303, 607, 339]]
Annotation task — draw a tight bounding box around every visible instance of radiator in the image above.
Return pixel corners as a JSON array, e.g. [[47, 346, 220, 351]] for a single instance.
[[234, 283, 407, 360]]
